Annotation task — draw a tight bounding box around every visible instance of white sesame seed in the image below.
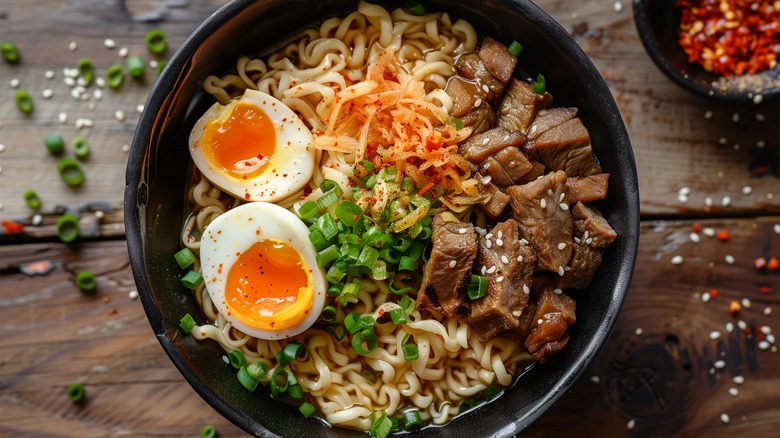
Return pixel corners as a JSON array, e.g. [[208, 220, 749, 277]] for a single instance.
[[737, 320, 747, 331], [703, 227, 715, 237], [725, 255, 735, 264], [496, 276, 504, 283], [122, 144, 130, 152], [58, 112, 68, 123], [767, 193, 774, 200], [764, 307, 773, 316], [45, 70, 55, 79], [732, 112, 740, 123], [104, 38, 116, 48], [635, 328, 643, 336], [95, 210, 105, 219], [500, 255, 509, 264], [0, 144, 5, 153], [733, 375, 745, 385], [497, 230, 503, 239], [486, 233, 493, 239], [520, 238, 529, 245], [512, 310, 521, 317], [678, 194, 689, 203], [702, 292, 711, 303], [69, 41, 78, 51], [671, 255, 683, 265], [93, 89, 102, 100], [9, 78, 20, 88], [222, 355, 229, 365], [754, 94, 764, 104], [690, 232, 701, 243], [704, 110, 713, 119], [626, 418, 635, 430], [709, 331, 722, 340], [486, 239, 492, 249], [559, 203, 569, 211], [474, 98, 482, 107], [487, 266, 497, 274], [516, 255, 524, 263], [766, 334, 776, 344], [553, 288, 562, 294], [585, 238, 593, 245], [559, 193, 565, 202], [741, 298, 751, 308], [558, 266, 564, 276], [119, 47, 129, 58], [76, 77, 88, 87], [726, 322, 734, 333], [714, 360, 725, 369], [448, 260, 456, 268], [564, 266, 571, 271], [704, 197, 713, 207], [70, 87, 82, 100], [759, 341, 770, 350], [614, 1, 624, 12], [742, 185, 753, 195], [574, 236, 581, 244], [721, 196, 731, 207], [31, 214, 42, 226], [128, 290, 139, 300], [679, 187, 691, 196], [590, 375, 601, 383], [523, 284, 530, 294], [458, 227, 467, 234], [720, 413, 730, 424], [481, 137, 490, 145], [496, 239, 503, 246], [64, 76, 76, 87], [537, 319, 543, 325], [41, 89, 53, 99], [557, 242, 566, 250], [540, 198, 546, 209], [115, 110, 126, 122], [137, 104, 144, 114], [96, 77, 106, 88], [583, 231, 589, 240], [728, 387, 739, 397], [481, 265, 487, 275]]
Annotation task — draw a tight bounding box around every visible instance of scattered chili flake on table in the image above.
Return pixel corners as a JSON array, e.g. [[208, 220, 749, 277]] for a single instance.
[[716, 230, 730, 241], [768, 256, 780, 271], [676, 0, 780, 76], [759, 286, 771, 294]]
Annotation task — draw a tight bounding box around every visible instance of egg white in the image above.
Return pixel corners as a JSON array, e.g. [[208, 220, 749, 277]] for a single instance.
[[199, 202, 326, 340], [189, 89, 314, 202]]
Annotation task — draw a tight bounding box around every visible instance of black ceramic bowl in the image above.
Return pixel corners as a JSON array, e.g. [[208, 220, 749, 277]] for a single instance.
[[125, 1, 640, 436], [633, 0, 780, 103]]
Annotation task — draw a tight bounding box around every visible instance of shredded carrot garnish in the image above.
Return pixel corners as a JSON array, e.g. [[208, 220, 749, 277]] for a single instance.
[[313, 51, 472, 194], [417, 181, 436, 197]]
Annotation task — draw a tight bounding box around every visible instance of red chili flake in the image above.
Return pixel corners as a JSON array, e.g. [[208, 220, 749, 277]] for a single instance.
[[107, 308, 118, 316], [744, 326, 752, 335], [759, 286, 771, 294], [768, 257, 780, 271], [716, 230, 730, 241], [729, 300, 741, 315], [2, 220, 24, 234], [709, 289, 719, 299], [754, 257, 768, 270], [692, 223, 702, 233], [378, 309, 385, 317], [757, 330, 766, 341]]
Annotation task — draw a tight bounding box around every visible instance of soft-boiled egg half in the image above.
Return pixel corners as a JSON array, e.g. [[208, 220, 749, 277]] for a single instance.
[[200, 202, 326, 340], [189, 89, 314, 202]]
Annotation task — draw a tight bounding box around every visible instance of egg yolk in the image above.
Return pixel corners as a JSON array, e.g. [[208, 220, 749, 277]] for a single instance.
[[201, 101, 276, 180], [225, 239, 312, 331]]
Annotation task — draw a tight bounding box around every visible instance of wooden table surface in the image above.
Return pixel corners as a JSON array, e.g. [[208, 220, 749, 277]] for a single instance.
[[1, 1, 778, 437]]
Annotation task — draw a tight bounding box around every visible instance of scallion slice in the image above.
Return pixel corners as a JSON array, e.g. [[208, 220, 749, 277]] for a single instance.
[[179, 313, 196, 332], [23, 189, 41, 210], [335, 201, 362, 226], [389, 307, 407, 324], [402, 409, 423, 430], [106, 64, 125, 89], [467, 274, 488, 300], [405, 1, 426, 16], [369, 411, 392, 438], [344, 311, 363, 334], [299, 200, 319, 219], [237, 365, 259, 391], [316, 244, 340, 267], [356, 245, 380, 268], [450, 116, 464, 130], [270, 368, 289, 397], [508, 40, 523, 57], [532, 73, 546, 94], [316, 190, 339, 210], [320, 179, 338, 193], [66, 383, 85, 403], [56, 213, 79, 243], [174, 247, 196, 269], [1, 42, 20, 64], [57, 158, 84, 186], [326, 324, 346, 341], [72, 136, 89, 159], [299, 402, 316, 418], [287, 384, 304, 399], [352, 327, 378, 356], [321, 305, 339, 323], [317, 213, 339, 240], [361, 158, 375, 173], [371, 260, 388, 280], [181, 270, 203, 289], [145, 29, 167, 55], [75, 271, 97, 293], [77, 58, 94, 85], [402, 343, 419, 361], [200, 424, 217, 438], [126, 55, 145, 78], [228, 350, 246, 369], [44, 134, 65, 155], [398, 255, 417, 271], [247, 361, 269, 380], [15, 89, 33, 114], [283, 342, 305, 363]]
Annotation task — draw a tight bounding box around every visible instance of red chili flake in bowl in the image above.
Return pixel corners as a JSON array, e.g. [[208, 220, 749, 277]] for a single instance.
[[676, 0, 780, 77]]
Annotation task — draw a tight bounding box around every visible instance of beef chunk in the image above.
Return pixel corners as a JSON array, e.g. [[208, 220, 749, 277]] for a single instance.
[[524, 287, 576, 363], [446, 77, 479, 118], [479, 156, 515, 188], [565, 174, 610, 204], [555, 203, 617, 289], [515, 160, 546, 185], [416, 215, 477, 318], [466, 219, 537, 341], [507, 171, 573, 274], [497, 78, 552, 134], [459, 127, 526, 163], [455, 54, 504, 103], [474, 173, 510, 219], [460, 103, 496, 136], [493, 146, 534, 181], [527, 107, 578, 141], [528, 118, 602, 177], [478, 37, 517, 84]]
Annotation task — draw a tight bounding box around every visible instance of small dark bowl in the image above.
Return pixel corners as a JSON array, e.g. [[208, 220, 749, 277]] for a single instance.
[[125, 1, 640, 436], [633, 0, 780, 103]]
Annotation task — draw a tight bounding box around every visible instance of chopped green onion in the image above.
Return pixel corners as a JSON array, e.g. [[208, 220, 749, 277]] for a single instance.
[[75, 271, 97, 293], [337, 281, 361, 307], [390, 416, 401, 433], [56, 213, 79, 243], [508, 40, 523, 57], [44, 134, 65, 155], [378, 167, 396, 181], [402, 343, 419, 361], [77, 58, 94, 85], [365, 174, 378, 189], [344, 311, 363, 334], [15, 89, 33, 114], [320, 179, 338, 192], [419, 226, 432, 240], [388, 282, 413, 295], [179, 313, 196, 332], [321, 305, 339, 323], [287, 384, 304, 399], [356, 245, 380, 269], [451, 116, 464, 130], [228, 350, 246, 369], [361, 158, 375, 173], [371, 260, 388, 280], [326, 264, 346, 284], [57, 158, 84, 186], [145, 29, 167, 55], [283, 342, 305, 363], [1, 42, 20, 64], [299, 200, 319, 219], [467, 274, 488, 300], [106, 64, 125, 89], [398, 255, 417, 271], [335, 201, 362, 226], [155, 59, 167, 76], [72, 136, 89, 159], [237, 365, 259, 391], [402, 177, 415, 193], [405, 1, 426, 16], [352, 327, 378, 355], [407, 240, 426, 259], [369, 411, 392, 438], [126, 55, 145, 78], [174, 247, 196, 269], [66, 383, 85, 403], [181, 270, 203, 289], [317, 213, 339, 240], [389, 307, 407, 324], [308, 230, 330, 251], [532, 74, 546, 94], [316, 190, 339, 210], [270, 368, 289, 397], [379, 247, 401, 264], [402, 409, 423, 430], [23, 189, 41, 210], [200, 424, 217, 438], [327, 284, 342, 297], [247, 361, 269, 380], [326, 324, 346, 340], [399, 294, 415, 314], [316, 244, 340, 267], [299, 402, 317, 418], [409, 222, 423, 239]]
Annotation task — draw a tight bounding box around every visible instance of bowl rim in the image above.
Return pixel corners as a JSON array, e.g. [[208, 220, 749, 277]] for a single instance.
[[632, 0, 780, 103], [124, 0, 640, 436]]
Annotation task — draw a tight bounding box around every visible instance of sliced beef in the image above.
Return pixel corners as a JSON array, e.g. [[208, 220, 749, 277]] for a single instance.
[[527, 107, 578, 141], [474, 173, 510, 219], [459, 127, 526, 163], [493, 146, 534, 182], [506, 171, 573, 274], [466, 219, 537, 341], [515, 160, 546, 185], [479, 157, 515, 188], [528, 118, 602, 177], [446, 77, 479, 118], [565, 174, 610, 204], [478, 37, 517, 84], [455, 54, 504, 103], [497, 78, 552, 134], [416, 214, 477, 318], [460, 103, 496, 136], [524, 286, 576, 363], [555, 202, 617, 289]]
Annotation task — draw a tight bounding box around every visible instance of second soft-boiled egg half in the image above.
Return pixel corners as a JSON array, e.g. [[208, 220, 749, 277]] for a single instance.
[[189, 89, 314, 202], [200, 202, 326, 340]]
